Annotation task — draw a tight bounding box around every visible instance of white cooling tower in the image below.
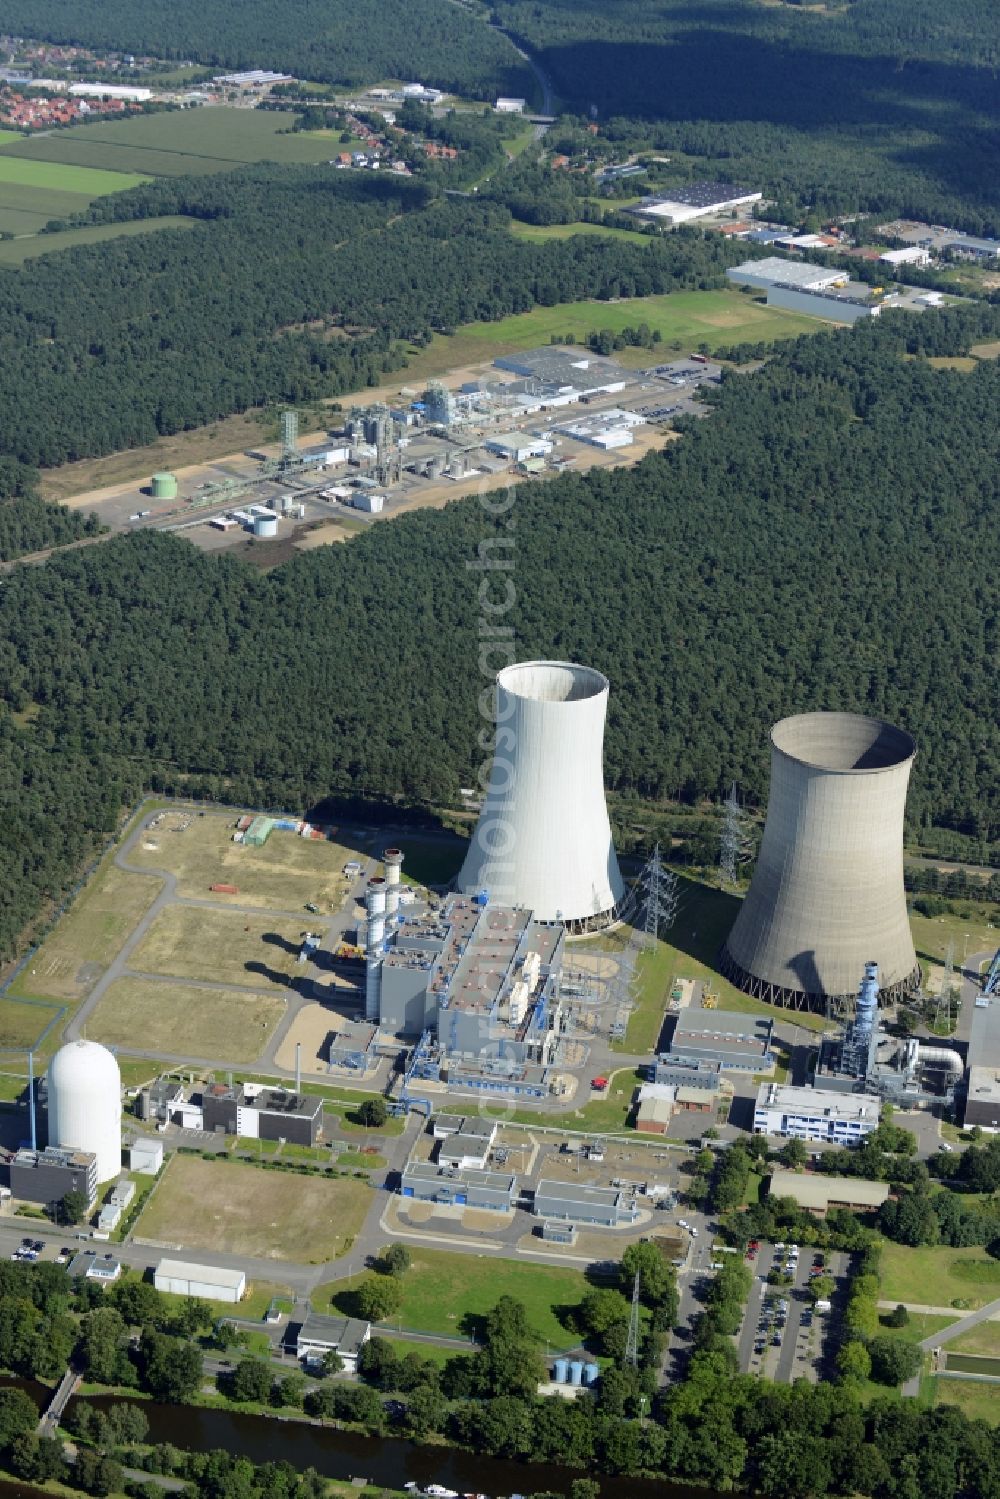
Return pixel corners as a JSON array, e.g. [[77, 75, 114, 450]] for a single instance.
[[458, 660, 624, 930], [720, 711, 920, 1013], [47, 1039, 122, 1182]]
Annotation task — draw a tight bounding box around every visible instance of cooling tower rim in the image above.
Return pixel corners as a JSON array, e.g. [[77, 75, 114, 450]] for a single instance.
[[497, 660, 609, 704], [770, 711, 916, 774]]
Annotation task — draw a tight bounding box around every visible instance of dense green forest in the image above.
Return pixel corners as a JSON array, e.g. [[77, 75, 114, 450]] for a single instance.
[[0, 0, 531, 101], [491, 0, 1000, 228], [0, 168, 742, 476], [0, 303, 996, 958]]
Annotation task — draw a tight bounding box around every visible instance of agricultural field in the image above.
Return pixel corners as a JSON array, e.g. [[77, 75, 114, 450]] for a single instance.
[[880, 1244, 1000, 1311], [88, 977, 285, 1064], [134, 1154, 371, 1261], [0, 996, 60, 1050], [9, 863, 163, 1005], [129, 906, 308, 991], [0, 215, 196, 265], [0, 109, 353, 178], [0, 155, 149, 237], [322, 1247, 587, 1345], [128, 814, 351, 912]]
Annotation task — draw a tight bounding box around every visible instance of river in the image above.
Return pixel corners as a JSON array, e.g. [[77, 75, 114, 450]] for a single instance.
[[76, 1393, 710, 1499]]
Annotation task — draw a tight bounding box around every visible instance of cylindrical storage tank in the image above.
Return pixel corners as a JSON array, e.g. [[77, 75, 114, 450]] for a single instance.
[[254, 514, 278, 538], [280, 494, 295, 514], [47, 1040, 122, 1182], [584, 1362, 600, 1386], [150, 472, 178, 500], [721, 712, 920, 1013], [458, 661, 625, 930], [569, 1360, 584, 1386], [383, 848, 404, 918], [554, 1358, 570, 1384]]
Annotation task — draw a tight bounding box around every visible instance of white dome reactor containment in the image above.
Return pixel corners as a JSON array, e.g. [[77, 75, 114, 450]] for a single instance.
[[47, 1039, 122, 1182], [721, 712, 920, 1013], [458, 660, 625, 931]]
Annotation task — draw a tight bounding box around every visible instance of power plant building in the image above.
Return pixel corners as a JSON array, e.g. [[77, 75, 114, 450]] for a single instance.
[[6, 1144, 98, 1208], [668, 1008, 775, 1073], [964, 997, 1000, 1129], [46, 1039, 122, 1183], [754, 1083, 881, 1142], [721, 713, 920, 1013], [201, 1083, 323, 1146], [533, 1178, 639, 1227], [458, 661, 625, 930], [401, 1160, 518, 1211]]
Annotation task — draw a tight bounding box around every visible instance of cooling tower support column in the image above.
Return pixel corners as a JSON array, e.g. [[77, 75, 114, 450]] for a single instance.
[[458, 661, 624, 932], [720, 712, 920, 1015], [383, 848, 404, 919], [365, 877, 387, 1022]]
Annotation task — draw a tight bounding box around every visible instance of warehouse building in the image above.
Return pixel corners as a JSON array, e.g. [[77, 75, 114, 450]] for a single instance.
[[483, 433, 553, 463], [765, 283, 886, 324], [879, 246, 931, 267], [726, 257, 848, 292], [533, 1178, 639, 1227], [201, 1083, 323, 1146], [7, 1144, 97, 1208], [668, 1008, 775, 1073], [154, 1258, 247, 1303], [401, 1160, 519, 1211], [767, 1169, 889, 1216], [754, 1084, 881, 1142], [629, 182, 762, 224], [296, 1311, 371, 1373], [964, 996, 1000, 1130], [493, 347, 630, 401]]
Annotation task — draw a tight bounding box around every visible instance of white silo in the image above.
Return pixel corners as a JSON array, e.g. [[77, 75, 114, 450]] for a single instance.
[[458, 660, 624, 930], [47, 1039, 122, 1182], [720, 712, 920, 1013]]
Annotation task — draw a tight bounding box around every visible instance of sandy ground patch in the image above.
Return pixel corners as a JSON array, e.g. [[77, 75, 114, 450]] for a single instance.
[[89, 977, 285, 1064], [273, 1000, 369, 1074]]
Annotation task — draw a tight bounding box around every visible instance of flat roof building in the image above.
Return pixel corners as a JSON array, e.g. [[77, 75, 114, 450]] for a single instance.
[[155, 1258, 247, 1303], [727, 257, 847, 292], [669, 1008, 775, 1073], [435, 1115, 498, 1169], [964, 997, 1000, 1129], [8, 1144, 97, 1209], [754, 1084, 881, 1142], [767, 1169, 889, 1215], [201, 1083, 323, 1147], [68, 1250, 122, 1283], [765, 283, 886, 324], [493, 347, 630, 400], [879, 246, 931, 266], [129, 1139, 164, 1175], [534, 1178, 639, 1227], [401, 1160, 518, 1212], [296, 1311, 371, 1373], [629, 183, 762, 225]]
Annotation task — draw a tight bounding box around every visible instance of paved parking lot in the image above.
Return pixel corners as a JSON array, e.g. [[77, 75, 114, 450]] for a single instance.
[[737, 1242, 849, 1382]]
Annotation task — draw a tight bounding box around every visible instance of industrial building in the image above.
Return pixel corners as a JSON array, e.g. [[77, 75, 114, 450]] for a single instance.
[[483, 433, 553, 462], [154, 1258, 247, 1303], [46, 1039, 122, 1183], [765, 283, 887, 324], [628, 182, 762, 224], [964, 995, 1000, 1130], [492, 347, 630, 401], [653, 1055, 723, 1092], [879, 246, 931, 267], [401, 1160, 519, 1211], [458, 660, 625, 930], [296, 1311, 371, 1373], [433, 1114, 498, 1169], [634, 1083, 676, 1134], [767, 1170, 890, 1216], [136, 1078, 184, 1125], [495, 97, 526, 113], [721, 713, 920, 1013], [129, 1139, 164, 1175], [754, 1083, 881, 1143], [201, 1083, 324, 1146], [6, 1144, 98, 1209], [667, 1008, 775, 1073], [726, 258, 848, 293], [550, 409, 645, 450], [533, 1178, 639, 1227], [97, 1177, 135, 1233]]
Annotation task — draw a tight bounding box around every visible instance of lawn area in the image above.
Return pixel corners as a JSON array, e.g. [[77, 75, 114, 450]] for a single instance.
[[0, 215, 197, 265], [0, 109, 350, 177], [909, 907, 998, 985], [134, 1154, 372, 1262], [9, 863, 163, 1005], [880, 1243, 1000, 1310], [0, 155, 149, 195], [88, 977, 286, 1064], [129, 906, 306, 991], [879, 1311, 958, 1344], [320, 1247, 588, 1345], [0, 996, 60, 1050], [511, 218, 656, 247], [382, 1338, 456, 1367], [947, 1321, 1000, 1356], [129, 813, 350, 912], [933, 1376, 1000, 1424]]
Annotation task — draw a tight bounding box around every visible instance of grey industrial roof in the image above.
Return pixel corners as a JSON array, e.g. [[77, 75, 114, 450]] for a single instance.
[[297, 1310, 370, 1355], [493, 346, 629, 390], [730, 257, 843, 288], [403, 1161, 516, 1191], [969, 998, 1000, 1070], [535, 1178, 626, 1207], [646, 181, 756, 208], [155, 1258, 246, 1289]]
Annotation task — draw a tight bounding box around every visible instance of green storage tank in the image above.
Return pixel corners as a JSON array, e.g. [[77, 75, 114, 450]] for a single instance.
[[151, 472, 178, 500]]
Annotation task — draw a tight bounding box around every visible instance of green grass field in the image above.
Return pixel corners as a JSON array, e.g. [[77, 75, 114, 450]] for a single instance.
[[880, 1244, 1000, 1310], [511, 218, 657, 247], [0, 109, 352, 178], [879, 1311, 958, 1344], [135, 1154, 371, 1262], [933, 1376, 1000, 1424], [947, 1321, 1000, 1357], [89, 977, 285, 1064], [321, 1247, 587, 1345], [0, 996, 60, 1050], [0, 155, 148, 195], [0, 215, 197, 265]]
